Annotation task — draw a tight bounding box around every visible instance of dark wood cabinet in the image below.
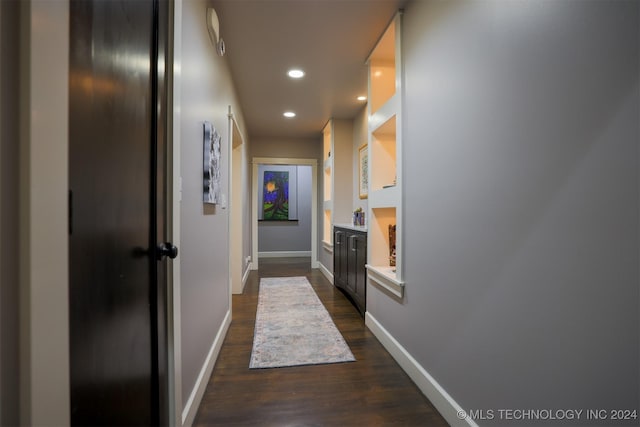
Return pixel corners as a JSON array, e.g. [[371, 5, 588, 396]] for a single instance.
[[333, 226, 367, 316], [333, 228, 347, 288]]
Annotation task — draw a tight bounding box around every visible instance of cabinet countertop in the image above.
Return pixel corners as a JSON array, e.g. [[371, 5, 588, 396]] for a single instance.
[[333, 223, 368, 232]]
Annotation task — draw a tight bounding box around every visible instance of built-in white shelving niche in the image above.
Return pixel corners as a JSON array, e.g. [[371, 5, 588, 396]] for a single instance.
[[366, 11, 405, 298], [322, 124, 333, 251], [322, 119, 354, 254]]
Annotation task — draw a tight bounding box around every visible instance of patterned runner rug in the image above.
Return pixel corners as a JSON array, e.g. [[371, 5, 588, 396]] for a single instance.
[[249, 276, 356, 369]]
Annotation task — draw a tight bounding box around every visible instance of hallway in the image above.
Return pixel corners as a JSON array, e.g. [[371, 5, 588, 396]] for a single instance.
[[193, 258, 449, 426]]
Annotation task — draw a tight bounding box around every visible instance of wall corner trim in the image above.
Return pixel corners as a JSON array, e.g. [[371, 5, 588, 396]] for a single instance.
[[181, 310, 231, 427], [364, 313, 478, 427]]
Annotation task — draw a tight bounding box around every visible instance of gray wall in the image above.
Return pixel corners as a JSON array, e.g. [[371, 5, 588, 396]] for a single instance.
[[367, 0, 639, 423], [250, 136, 321, 160], [0, 1, 20, 424], [179, 0, 248, 405], [258, 165, 312, 253]]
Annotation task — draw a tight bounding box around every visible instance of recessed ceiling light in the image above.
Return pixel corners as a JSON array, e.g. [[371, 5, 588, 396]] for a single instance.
[[287, 69, 305, 79], [283, 111, 296, 118], [357, 96, 367, 101]]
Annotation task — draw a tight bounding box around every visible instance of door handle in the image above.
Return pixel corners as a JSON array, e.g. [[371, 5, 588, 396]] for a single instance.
[[157, 242, 178, 260]]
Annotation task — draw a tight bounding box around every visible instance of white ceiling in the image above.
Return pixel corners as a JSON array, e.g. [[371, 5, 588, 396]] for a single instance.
[[211, 0, 407, 139]]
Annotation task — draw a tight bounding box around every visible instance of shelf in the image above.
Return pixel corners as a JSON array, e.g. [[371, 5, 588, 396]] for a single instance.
[[323, 125, 332, 161], [369, 93, 399, 131], [323, 166, 332, 202], [366, 265, 404, 298], [324, 119, 354, 224], [323, 209, 332, 245], [366, 11, 403, 302], [369, 207, 396, 267], [322, 240, 333, 253], [368, 19, 396, 113], [322, 119, 354, 252], [371, 114, 396, 192], [323, 120, 333, 244], [369, 186, 399, 208]]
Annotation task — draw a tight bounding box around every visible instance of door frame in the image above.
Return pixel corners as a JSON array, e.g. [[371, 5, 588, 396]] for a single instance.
[[168, 0, 182, 425], [18, 0, 70, 424], [228, 108, 246, 295], [251, 157, 318, 269]]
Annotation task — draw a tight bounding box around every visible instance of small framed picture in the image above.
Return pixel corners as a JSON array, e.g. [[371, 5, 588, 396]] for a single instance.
[[358, 144, 368, 199]]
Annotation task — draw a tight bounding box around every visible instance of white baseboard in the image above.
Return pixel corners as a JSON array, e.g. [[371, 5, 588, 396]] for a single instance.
[[242, 263, 251, 289], [258, 251, 312, 258], [181, 310, 231, 427], [365, 312, 477, 427], [318, 262, 333, 284]]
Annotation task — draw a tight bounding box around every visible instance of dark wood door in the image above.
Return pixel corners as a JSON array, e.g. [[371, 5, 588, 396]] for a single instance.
[[69, 0, 169, 424]]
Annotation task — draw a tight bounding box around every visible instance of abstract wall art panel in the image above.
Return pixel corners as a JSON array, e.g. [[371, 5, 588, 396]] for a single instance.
[[203, 121, 221, 204]]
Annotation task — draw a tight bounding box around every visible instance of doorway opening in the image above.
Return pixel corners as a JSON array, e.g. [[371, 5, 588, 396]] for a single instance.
[[251, 157, 318, 270]]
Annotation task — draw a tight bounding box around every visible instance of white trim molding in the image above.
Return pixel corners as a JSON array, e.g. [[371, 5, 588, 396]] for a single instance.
[[169, 0, 183, 424], [318, 262, 333, 284], [181, 310, 231, 427], [365, 313, 478, 427], [258, 251, 312, 258], [242, 262, 251, 288], [228, 107, 247, 297], [366, 265, 404, 298]]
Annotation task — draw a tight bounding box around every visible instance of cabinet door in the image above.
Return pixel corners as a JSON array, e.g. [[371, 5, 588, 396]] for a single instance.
[[333, 229, 347, 288], [350, 232, 367, 313], [353, 233, 367, 311], [346, 233, 357, 293]]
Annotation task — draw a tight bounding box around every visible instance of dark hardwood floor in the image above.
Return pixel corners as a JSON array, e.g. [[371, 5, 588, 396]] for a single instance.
[[193, 257, 449, 426]]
